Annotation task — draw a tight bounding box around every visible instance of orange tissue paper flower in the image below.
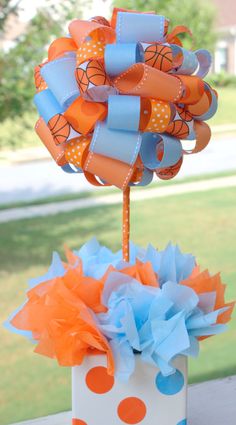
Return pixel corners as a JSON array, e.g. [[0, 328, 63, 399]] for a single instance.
[[11, 271, 114, 373]]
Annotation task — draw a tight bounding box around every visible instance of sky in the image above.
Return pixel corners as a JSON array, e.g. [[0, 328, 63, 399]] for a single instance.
[[18, 0, 112, 22]]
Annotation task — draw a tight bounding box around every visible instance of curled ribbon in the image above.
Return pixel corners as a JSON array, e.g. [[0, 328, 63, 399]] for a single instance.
[[33, 8, 218, 189]]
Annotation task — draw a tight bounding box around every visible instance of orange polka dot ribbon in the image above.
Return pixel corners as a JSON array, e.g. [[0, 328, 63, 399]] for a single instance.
[[33, 7, 218, 189], [65, 136, 91, 169]]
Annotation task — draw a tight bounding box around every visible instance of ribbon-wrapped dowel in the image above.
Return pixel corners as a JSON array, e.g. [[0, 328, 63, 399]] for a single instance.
[[33, 7, 218, 190]]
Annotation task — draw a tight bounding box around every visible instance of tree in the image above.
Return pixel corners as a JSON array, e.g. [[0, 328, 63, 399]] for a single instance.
[[114, 0, 217, 51], [0, 0, 86, 122], [0, 0, 22, 32]]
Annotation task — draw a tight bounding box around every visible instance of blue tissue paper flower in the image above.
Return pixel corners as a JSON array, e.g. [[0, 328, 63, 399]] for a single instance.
[[98, 272, 228, 381], [73, 237, 196, 283]]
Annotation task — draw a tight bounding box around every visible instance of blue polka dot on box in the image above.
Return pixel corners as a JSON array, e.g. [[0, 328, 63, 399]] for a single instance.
[[72, 355, 187, 425]]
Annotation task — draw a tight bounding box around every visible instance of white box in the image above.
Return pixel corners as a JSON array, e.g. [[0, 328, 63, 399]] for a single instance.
[[72, 355, 187, 425]]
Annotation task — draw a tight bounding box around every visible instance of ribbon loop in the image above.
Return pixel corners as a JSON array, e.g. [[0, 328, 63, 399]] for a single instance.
[[65, 136, 91, 169], [171, 45, 198, 75], [116, 12, 166, 43], [85, 153, 134, 190], [48, 37, 77, 61], [34, 89, 64, 124], [35, 118, 67, 166], [108, 95, 141, 131], [140, 99, 172, 133], [140, 133, 183, 170], [189, 84, 218, 121], [105, 43, 144, 76], [89, 120, 142, 165], [69, 19, 116, 46], [114, 63, 184, 102], [195, 49, 212, 78], [177, 75, 205, 105], [41, 56, 80, 108], [64, 96, 107, 135], [183, 121, 211, 154]]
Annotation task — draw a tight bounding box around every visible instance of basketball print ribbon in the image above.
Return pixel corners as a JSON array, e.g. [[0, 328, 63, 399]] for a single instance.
[[33, 8, 218, 189]]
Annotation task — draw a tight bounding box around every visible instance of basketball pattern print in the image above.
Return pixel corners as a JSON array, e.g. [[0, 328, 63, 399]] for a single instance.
[[156, 156, 183, 180], [177, 106, 193, 122], [143, 43, 173, 72], [48, 114, 81, 145], [34, 64, 47, 92], [76, 59, 111, 95], [166, 110, 194, 139]]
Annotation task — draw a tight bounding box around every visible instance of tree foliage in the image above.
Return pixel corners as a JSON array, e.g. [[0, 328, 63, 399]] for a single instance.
[[0, 0, 85, 122], [114, 0, 217, 51], [0, 0, 22, 31]]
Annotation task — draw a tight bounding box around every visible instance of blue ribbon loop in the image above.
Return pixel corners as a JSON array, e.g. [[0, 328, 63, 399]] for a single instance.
[[41, 56, 80, 109], [90, 120, 142, 165], [130, 167, 154, 187], [105, 42, 144, 76], [140, 133, 183, 170], [116, 12, 166, 43], [34, 89, 64, 124], [171, 45, 199, 75], [195, 84, 218, 121], [107, 95, 141, 131], [195, 49, 212, 78], [61, 164, 83, 173]]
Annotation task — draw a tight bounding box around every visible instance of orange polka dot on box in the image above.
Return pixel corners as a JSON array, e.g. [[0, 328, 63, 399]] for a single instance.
[[72, 355, 187, 425]]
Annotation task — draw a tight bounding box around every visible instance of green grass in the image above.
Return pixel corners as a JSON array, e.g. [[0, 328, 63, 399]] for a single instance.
[[0, 87, 235, 152], [209, 87, 236, 127], [1, 186, 236, 424]]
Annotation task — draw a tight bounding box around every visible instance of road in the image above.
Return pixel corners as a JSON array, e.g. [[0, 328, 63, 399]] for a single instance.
[[0, 134, 235, 205]]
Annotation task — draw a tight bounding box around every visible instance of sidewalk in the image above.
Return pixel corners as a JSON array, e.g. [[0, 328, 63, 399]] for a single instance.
[[1, 175, 236, 223]]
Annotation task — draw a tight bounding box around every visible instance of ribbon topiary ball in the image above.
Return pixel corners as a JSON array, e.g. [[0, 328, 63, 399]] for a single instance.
[[34, 8, 217, 190]]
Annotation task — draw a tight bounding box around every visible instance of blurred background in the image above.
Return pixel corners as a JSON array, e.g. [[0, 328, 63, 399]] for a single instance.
[[0, 0, 235, 424]]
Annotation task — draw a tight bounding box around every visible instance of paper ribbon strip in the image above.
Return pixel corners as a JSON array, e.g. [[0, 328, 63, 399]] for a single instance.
[[34, 89, 65, 125], [65, 136, 91, 169], [33, 8, 218, 189], [48, 37, 77, 61], [140, 133, 182, 170], [35, 118, 67, 166], [143, 43, 173, 72], [105, 42, 144, 76], [116, 12, 166, 43], [69, 19, 116, 47], [34, 64, 47, 92], [64, 96, 107, 135], [114, 63, 184, 102], [107, 95, 141, 131], [75, 39, 116, 102], [142, 42, 211, 78], [41, 56, 80, 109]]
